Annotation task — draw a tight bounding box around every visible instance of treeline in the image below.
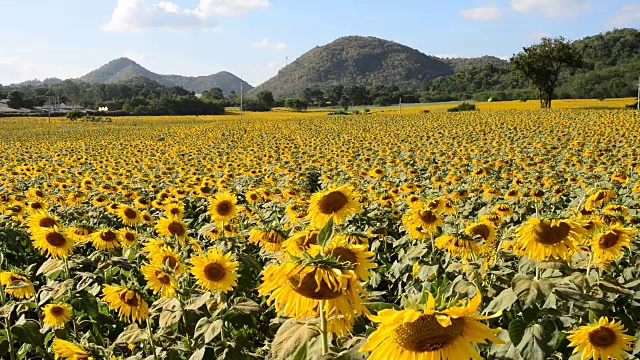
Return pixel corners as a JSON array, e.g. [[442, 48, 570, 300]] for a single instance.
[[0, 77, 225, 115]]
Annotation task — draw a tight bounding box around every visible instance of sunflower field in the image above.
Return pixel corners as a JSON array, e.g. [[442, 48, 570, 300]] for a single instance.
[[1, 109, 640, 360]]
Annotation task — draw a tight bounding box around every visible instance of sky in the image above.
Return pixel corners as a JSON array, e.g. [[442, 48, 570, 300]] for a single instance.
[[0, 0, 639, 87]]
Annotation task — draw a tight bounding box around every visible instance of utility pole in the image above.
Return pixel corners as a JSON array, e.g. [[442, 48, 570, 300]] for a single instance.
[[399, 96, 402, 115], [637, 76, 639, 111]]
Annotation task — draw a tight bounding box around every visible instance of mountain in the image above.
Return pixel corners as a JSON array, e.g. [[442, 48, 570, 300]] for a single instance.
[[10, 78, 64, 87], [252, 36, 453, 98], [443, 56, 509, 72], [79, 58, 252, 95]]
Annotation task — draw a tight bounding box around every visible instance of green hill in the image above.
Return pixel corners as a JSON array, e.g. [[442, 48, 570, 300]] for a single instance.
[[251, 36, 453, 98]]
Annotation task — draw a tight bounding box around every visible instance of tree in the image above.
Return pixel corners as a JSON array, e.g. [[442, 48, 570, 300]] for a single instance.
[[511, 37, 582, 109], [256, 90, 275, 108], [338, 97, 349, 111], [202, 87, 224, 101], [284, 98, 307, 111]]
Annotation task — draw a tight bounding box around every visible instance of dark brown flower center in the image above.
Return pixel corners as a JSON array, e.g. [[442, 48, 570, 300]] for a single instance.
[[318, 191, 349, 214], [167, 222, 186, 236], [288, 269, 343, 300], [120, 291, 140, 307], [46, 232, 67, 247], [203, 263, 225, 281], [588, 327, 617, 348], [418, 210, 438, 224], [534, 221, 571, 245], [162, 255, 179, 270], [30, 202, 43, 209], [394, 315, 464, 352], [598, 232, 620, 249], [101, 230, 117, 242], [49, 306, 65, 316], [124, 232, 135, 242], [155, 270, 172, 285], [124, 208, 137, 219], [469, 224, 491, 240], [216, 201, 233, 216], [39, 217, 56, 227]]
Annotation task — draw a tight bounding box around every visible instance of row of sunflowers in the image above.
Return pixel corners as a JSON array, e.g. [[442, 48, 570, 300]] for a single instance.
[[0, 110, 639, 359]]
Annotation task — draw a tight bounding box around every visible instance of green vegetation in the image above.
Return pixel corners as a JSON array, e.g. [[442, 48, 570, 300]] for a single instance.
[[447, 102, 477, 112]]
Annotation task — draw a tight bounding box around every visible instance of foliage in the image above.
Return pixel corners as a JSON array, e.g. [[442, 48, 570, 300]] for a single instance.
[[511, 37, 582, 109], [66, 110, 85, 121], [447, 102, 477, 112], [284, 98, 308, 111]]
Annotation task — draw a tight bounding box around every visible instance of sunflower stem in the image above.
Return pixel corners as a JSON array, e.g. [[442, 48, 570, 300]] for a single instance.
[[586, 252, 593, 277], [147, 318, 159, 360], [319, 300, 329, 355], [0, 286, 15, 360], [534, 261, 540, 281]]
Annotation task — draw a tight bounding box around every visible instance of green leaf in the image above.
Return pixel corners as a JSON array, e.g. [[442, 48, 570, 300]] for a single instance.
[[484, 288, 518, 314], [508, 319, 527, 346], [317, 217, 335, 248], [10, 319, 42, 346], [271, 318, 320, 360], [230, 298, 260, 315], [194, 317, 223, 344], [36, 258, 63, 276], [364, 302, 401, 312], [516, 320, 558, 360], [189, 347, 206, 360], [115, 324, 147, 344], [185, 292, 211, 310], [289, 341, 307, 360]]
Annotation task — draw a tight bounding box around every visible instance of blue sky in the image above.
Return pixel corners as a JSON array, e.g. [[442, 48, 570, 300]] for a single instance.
[[1, 0, 639, 86]]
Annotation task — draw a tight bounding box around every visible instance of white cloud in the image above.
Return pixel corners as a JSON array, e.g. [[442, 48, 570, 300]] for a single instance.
[[527, 31, 550, 40], [103, 0, 269, 32], [250, 38, 287, 51], [459, 3, 504, 21], [267, 60, 284, 68], [0, 57, 80, 85], [606, 4, 640, 28], [123, 51, 146, 63], [510, 0, 592, 18]]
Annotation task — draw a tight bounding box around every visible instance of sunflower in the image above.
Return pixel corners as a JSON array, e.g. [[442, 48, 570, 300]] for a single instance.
[[257, 261, 368, 336], [26, 212, 60, 232], [436, 234, 488, 259], [148, 246, 184, 274], [308, 238, 377, 281], [567, 317, 635, 360], [360, 292, 503, 360], [208, 191, 238, 223], [602, 204, 628, 217], [91, 229, 123, 251], [465, 221, 497, 247], [32, 227, 75, 258], [164, 202, 185, 219], [25, 200, 48, 214], [155, 216, 188, 244], [102, 285, 149, 323], [245, 190, 261, 204], [141, 264, 177, 298], [116, 205, 142, 226], [590, 225, 636, 263], [65, 226, 94, 243], [504, 188, 521, 200], [585, 190, 615, 211], [249, 228, 286, 252], [42, 303, 73, 328], [190, 248, 239, 293], [91, 195, 110, 207], [281, 229, 319, 255], [334, 233, 369, 246], [516, 218, 585, 261], [369, 167, 386, 178], [0, 271, 35, 299], [51, 338, 92, 360], [118, 228, 138, 247], [307, 185, 361, 228], [493, 203, 513, 217], [402, 208, 442, 241]]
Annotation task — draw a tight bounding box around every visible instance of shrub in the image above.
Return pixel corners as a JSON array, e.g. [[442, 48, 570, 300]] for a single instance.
[[448, 102, 477, 112]]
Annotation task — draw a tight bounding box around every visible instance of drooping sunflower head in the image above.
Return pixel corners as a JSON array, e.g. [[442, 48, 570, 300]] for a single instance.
[[435, 233, 488, 260], [148, 246, 184, 274], [307, 186, 361, 228], [360, 292, 503, 360], [308, 238, 377, 281], [189, 248, 239, 294], [51, 338, 92, 360], [281, 229, 319, 256], [141, 264, 177, 298], [0, 271, 35, 299], [249, 228, 286, 252], [493, 203, 513, 217], [208, 191, 239, 223], [585, 189, 615, 211], [516, 218, 585, 261], [567, 317, 635, 360], [102, 285, 149, 323], [32, 227, 75, 258], [42, 303, 73, 328]]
